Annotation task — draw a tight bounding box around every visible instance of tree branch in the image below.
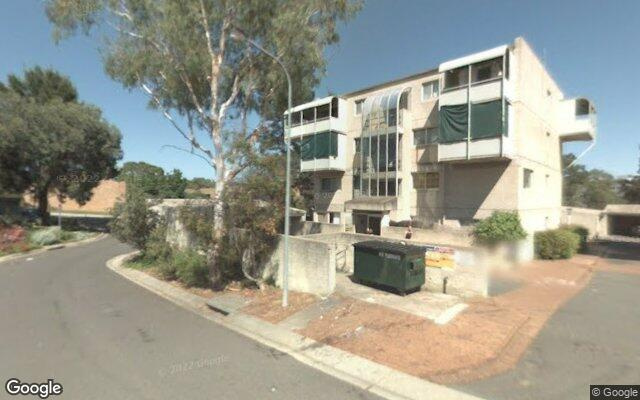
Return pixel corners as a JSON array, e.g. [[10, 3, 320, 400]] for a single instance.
[[160, 145, 216, 168]]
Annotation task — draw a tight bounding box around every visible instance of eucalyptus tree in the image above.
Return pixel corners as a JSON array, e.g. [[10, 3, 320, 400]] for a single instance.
[[46, 0, 360, 282]]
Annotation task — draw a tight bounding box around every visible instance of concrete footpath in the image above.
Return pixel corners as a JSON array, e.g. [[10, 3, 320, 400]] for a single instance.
[[107, 251, 485, 400]]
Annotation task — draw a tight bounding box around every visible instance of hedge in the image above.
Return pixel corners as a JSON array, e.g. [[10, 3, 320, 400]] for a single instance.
[[535, 229, 581, 259]]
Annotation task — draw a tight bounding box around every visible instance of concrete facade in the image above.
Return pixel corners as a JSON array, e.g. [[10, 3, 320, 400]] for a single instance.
[[286, 37, 596, 235]]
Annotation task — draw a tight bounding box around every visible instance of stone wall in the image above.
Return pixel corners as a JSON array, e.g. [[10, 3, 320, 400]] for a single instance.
[[150, 199, 214, 250]]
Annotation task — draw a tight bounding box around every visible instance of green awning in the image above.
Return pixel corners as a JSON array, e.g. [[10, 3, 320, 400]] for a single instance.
[[439, 104, 468, 143], [470, 100, 503, 139]]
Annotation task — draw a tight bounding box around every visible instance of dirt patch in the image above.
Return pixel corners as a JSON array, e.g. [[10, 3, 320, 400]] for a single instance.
[[241, 287, 319, 324], [300, 258, 593, 384]]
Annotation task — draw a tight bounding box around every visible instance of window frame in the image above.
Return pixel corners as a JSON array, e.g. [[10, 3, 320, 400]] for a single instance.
[[413, 172, 440, 190], [523, 168, 533, 189], [355, 99, 364, 116], [421, 80, 440, 102]]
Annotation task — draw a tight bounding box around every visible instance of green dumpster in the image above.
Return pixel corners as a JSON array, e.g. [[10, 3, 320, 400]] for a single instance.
[[353, 240, 426, 295]]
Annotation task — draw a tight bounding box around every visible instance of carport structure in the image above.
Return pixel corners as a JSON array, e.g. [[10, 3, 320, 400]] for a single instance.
[[605, 204, 640, 237]]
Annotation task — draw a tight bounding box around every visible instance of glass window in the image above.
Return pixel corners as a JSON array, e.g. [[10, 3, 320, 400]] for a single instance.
[[355, 99, 364, 116], [302, 107, 314, 124], [444, 66, 468, 90], [523, 168, 533, 188], [378, 134, 387, 172], [316, 103, 330, 120], [399, 92, 409, 110], [388, 133, 396, 171], [371, 136, 378, 175], [421, 81, 440, 101], [331, 97, 339, 118], [471, 57, 503, 83], [378, 180, 386, 196], [291, 111, 301, 126], [301, 135, 314, 161], [575, 99, 590, 116], [387, 179, 396, 196], [354, 138, 360, 153], [353, 174, 360, 190]]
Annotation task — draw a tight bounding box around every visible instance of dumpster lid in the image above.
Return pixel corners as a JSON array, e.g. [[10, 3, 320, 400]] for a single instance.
[[353, 240, 426, 256]]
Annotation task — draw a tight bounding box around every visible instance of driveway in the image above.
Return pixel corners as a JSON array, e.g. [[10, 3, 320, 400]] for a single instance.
[[0, 236, 381, 400], [457, 257, 640, 399]]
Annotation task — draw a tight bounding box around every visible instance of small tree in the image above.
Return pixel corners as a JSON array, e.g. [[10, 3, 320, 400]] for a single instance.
[[473, 211, 527, 247], [109, 183, 157, 250]]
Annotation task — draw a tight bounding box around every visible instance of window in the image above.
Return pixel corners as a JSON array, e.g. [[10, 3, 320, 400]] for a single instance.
[[413, 172, 439, 189], [399, 92, 409, 110], [316, 103, 330, 120], [421, 81, 440, 101], [355, 99, 364, 116], [523, 168, 533, 188], [331, 97, 339, 118], [330, 212, 341, 224], [414, 127, 439, 146], [444, 66, 468, 90], [321, 177, 341, 192], [299, 131, 339, 161], [290, 111, 301, 126], [471, 57, 503, 83], [575, 99, 590, 116], [354, 138, 361, 154], [302, 107, 314, 124]]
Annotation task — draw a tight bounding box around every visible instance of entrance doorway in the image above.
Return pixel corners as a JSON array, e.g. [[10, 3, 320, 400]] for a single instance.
[[354, 212, 382, 235]]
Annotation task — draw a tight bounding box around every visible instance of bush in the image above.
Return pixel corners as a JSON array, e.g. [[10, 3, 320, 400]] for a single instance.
[[157, 260, 178, 281], [535, 229, 581, 259], [29, 226, 62, 246], [109, 183, 157, 250], [560, 224, 589, 253], [173, 249, 209, 287], [473, 211, 527, 246], [143, 223, 172, 263]]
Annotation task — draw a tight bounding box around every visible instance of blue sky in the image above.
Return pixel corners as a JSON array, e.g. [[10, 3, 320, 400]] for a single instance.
[[1, 0, 638, 179]]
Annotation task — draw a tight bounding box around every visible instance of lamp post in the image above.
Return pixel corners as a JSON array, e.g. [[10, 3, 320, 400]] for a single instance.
[[231, 30, 292, 307]]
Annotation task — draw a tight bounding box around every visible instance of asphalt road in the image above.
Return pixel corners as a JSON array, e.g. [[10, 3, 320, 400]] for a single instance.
[[458, 264, 640, 400], [0, 236, 381, 400]]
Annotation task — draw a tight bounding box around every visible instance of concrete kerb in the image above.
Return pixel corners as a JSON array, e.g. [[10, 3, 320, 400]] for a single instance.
[[0, 232, 108, 264], [106, 251, 486, 400]]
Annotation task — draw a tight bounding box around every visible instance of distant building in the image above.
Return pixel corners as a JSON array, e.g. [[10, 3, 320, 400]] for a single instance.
[[285, 37, 596, 234]]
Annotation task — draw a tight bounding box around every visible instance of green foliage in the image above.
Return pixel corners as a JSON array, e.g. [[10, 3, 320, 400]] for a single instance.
[[535, 229, 581, 260], [473, 211, 527, 246], [157, 259, 178, 281], [0, 68, 122, 224], [562, 153, 623, 209], [143, 223, 172, 262], [186, 177, 215, 190], [178, 204, 216, 249], [109, 183, 157, 250], [173, 249, 209, 288], [0, 66, 77, 103], [619, 175, 640, 204], [29, 226, 62, 246], [118, 162, 187, 199], [560, 224, 589, 253]]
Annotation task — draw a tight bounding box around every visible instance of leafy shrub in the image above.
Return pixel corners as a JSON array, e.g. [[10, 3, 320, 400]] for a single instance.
[[560, 224, 589, 253], [173, 249, 208, 287], [143, 223, 172, 263], [109, 183, 157, 249], [29, 226, 62, 246], [0, 225, 27, 251], [157, 260, 178, 281], [535, 229, 581, 259], [473, 211, 527, 246]]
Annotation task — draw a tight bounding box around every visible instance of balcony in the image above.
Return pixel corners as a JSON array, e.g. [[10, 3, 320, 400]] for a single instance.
[[297, 131, 347, 172], [557, 98, 596, 142], [285, 96, 347, 139]]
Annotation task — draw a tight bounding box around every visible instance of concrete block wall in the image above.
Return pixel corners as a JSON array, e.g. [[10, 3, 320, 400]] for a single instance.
[[268, 235, 336, 297], [380, 225, 473, 247], [560, 206, 607, 238]]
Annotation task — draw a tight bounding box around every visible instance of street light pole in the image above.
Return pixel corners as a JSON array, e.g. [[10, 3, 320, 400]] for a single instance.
[[231, 31, 292, 307]]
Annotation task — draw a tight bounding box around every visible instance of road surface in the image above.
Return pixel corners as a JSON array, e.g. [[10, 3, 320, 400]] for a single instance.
[[0, 236, 381, 400]]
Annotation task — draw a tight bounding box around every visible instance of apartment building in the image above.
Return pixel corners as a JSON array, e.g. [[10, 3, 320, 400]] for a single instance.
[[285, 37, 597, 234]]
